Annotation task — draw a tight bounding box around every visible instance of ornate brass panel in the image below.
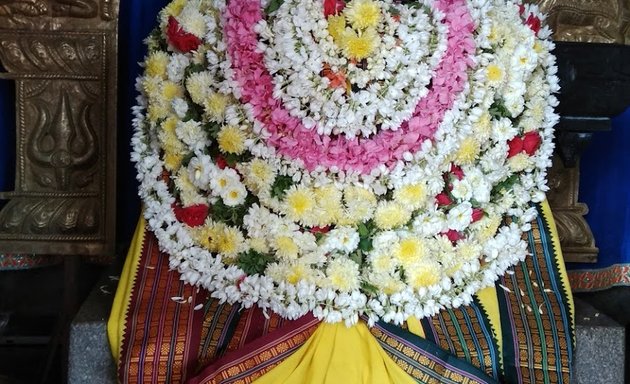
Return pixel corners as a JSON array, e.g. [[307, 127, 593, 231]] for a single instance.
[[530, 0, 630, 44], [0, 0, 118, 256]]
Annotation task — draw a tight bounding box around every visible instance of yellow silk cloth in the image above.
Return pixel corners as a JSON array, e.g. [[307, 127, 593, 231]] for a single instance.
[[108, 214, 146, 362], [253, 322, 416, 384]]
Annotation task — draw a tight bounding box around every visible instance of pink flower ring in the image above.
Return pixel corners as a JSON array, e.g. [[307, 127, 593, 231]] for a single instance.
[[224, 0, 476, 174]]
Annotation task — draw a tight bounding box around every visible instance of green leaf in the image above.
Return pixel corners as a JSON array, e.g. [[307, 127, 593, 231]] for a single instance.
[[361, 281, 379, 296], [185, 63, 206, 77], [358, 237, 373, 252], [210, 198, 253, 227], [264, 0, 284, 15], [203, 121, 222, 139], [236, 250, 276, 275], [271, 175, 294, 199], [224, 151, 253, 168], [358, 223, 369, 237], [180, 151, 195, 168], [183, 103, 202, 122], [489, 99, 511, 120], [349, 250, 363, 267], [493, 174, 519, 195]]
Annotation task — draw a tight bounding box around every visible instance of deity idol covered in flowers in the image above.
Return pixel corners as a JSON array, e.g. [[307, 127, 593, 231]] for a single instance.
[[132, 0, 558, 326]]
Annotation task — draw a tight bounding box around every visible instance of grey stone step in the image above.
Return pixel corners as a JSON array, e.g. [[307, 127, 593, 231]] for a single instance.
[[573, 297, 625, 384]]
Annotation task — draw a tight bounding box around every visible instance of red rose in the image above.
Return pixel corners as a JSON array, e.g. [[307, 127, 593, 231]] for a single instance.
[[526, 14, 541, 35], [450, 164, 465, 180], [443, 229, 463, 243], [471, 208, 484, 223], [507, 137, 523, 158], [310, 225, 331, 234], [173, 203, 209, 227], [166, 16, 202, 53], [436, 193, 453, 207], [518, 4, 525, 15], [215, 155, 228, 169], [522, 131, 542, 156], [324, 0, 345, 17]]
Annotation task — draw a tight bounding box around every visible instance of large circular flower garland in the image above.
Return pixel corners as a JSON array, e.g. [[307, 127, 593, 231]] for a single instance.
[[133, 0, 559, 326]]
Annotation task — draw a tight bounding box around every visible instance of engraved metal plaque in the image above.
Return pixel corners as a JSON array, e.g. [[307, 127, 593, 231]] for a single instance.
[[0, 0, 119, 256]]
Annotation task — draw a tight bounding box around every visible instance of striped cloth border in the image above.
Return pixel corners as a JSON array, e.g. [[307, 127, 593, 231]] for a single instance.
[[187, 315, 321, 384], [420, 302, 501, 381], [117, 229, 208, 384], [371, 321, 499, 384], [496, 204, 574, 383]]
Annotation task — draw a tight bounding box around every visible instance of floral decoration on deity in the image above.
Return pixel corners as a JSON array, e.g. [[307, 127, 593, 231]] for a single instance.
[[132, 0, 558, 325]]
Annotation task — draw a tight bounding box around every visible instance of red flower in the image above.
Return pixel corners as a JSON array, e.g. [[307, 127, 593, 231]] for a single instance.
[[450, 164, 465, 180], [471, 208, 484, 223], [436, 193, 453, 207], [518, 4, 525, 15], [173, 203, 209, 227], [443, 229, 463, 243], [215, 155, 228, 169], [310, 225, 331, 234], [522, 131, 542, 156], [507, 137, 523, 158], [526, 14, 541, 35], [166, 16, 202, 53], [324, 0, 345, 17]]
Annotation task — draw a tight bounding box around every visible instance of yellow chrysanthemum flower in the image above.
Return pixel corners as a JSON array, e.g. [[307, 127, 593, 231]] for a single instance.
[[215, 226, 244, 258], [286, 263, 308, 285], [373, 201, 410, 230], [249, 237, 269, 254], [186, 72, 212, 105], [474, 112, 492, 141], [190, 225, 213, 250], [179, 9, 206, 37], [326, 259, 360, 291], [476, 215, 501, 241], [341, 27, 379, 60], [284, 186, 316, 222], [393, 183, 427, 210], [204, 92, 229, 121], [145, 51, 169, 79], [163, 0, 186, 17], [508, 152, 534, 172], [341, 186, 376, 224], [381, 278, 405, 295], [313, 185, 343, 225], [163, 151, 184, 171], [217, 125, 246, 154], [370, 252, 396, 273], [274, 236, 300, 259], [175, 169, 205, 207], [147, 103, 169, 123], [406, 262, 441, 289], [161, 81, 184, 101], [142, 76, 162, 99], [344, 0, 381, 30], [161, 116, 178, 134], [486, 63, 504, 85], [456, 241, 482, 262], [327, 15, 346, 45], [393, 237, 427, 267], [243, 159, 275, 192], [454, 137, 481, 165]]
